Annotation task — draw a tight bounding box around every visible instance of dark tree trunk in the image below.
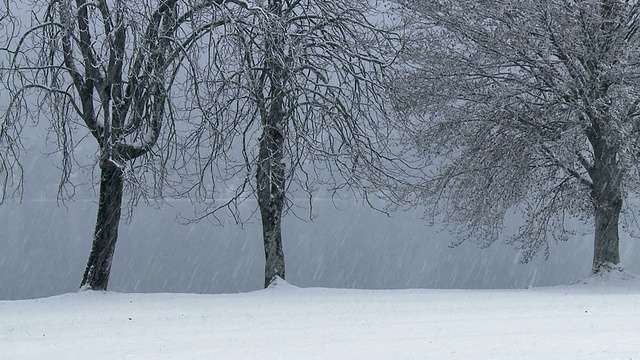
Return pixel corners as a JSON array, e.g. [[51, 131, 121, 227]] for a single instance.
[[257, 1, 288, 288], [80, 161, 124, 290], [256, 127, 286, 288], [592, 187, 622, 273], [589, 133, 622, 274], [254, 0, 291, 288]]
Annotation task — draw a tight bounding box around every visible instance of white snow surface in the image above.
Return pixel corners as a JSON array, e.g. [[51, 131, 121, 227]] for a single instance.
[[2, 275, 640, 360]]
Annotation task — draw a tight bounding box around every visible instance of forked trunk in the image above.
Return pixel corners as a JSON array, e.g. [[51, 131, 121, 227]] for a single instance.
[[80, 161, 124, 290]]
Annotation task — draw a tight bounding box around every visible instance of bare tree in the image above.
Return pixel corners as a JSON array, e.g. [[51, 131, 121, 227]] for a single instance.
[[189, 0, 412, 287], [0, 0, 23, 204], [3, 0, 231, 290], [394, 0, 640, 274]]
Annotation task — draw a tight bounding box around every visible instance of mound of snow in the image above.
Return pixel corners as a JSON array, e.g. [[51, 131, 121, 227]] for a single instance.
[[573, 263, 640, 289], [266, 276, 298, 291]]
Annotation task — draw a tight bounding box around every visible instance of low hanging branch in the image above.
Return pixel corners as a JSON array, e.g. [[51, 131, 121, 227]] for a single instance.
[[394, 0, 640, 274], [2, 0, 235, 290], [182, 0, 419, 287]]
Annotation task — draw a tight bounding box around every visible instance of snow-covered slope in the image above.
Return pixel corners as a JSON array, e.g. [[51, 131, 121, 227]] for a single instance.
[[2, 277, 640, 359]]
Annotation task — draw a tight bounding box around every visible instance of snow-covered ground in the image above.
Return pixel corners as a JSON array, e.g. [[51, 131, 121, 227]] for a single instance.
[[2, 275, 640, 360]]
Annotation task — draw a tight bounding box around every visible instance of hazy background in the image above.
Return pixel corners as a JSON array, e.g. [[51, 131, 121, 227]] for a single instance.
[[3, 0, 640, 301], [2, 128, 638, 301]]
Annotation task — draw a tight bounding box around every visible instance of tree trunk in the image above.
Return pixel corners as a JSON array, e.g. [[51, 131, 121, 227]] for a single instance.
[[256, 129, 286, 288], [80, 161, 124, 290], [592, 189, 622, 273], [258, 1, 288, 288], [589, 136, 622, 274]]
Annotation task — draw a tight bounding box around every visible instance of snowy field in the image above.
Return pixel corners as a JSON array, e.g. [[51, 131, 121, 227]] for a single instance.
[[2, 275, 640, 360]]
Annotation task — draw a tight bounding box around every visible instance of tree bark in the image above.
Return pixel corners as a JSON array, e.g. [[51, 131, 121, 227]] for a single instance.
[[256, 128, 286, 288], [589, 135, 622, 274], [592, 187, 622, 273], [80, 161, 124, 290], [257, 0, 288, 288]]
